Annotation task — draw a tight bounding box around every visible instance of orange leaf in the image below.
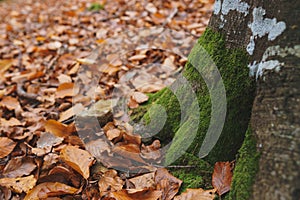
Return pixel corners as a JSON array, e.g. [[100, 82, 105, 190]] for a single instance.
[[0, 59, 13, 73], [55, 82, 78, 98], [212, 161, 233, 196], [0, 96, 22, 111], [0, 137, 17, 158], [24, 182, 77, 200], [174, 188, 216, 200], [44, 119, 73, 137], [60, 146, 94, 179], [112, 189, 162, 200], [0, 175, 36, 194]]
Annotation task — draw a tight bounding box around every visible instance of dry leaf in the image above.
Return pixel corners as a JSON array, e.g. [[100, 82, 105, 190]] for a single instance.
[[99, 169, 124, 197], [0, 96, 22, 112], [0, 175, 37, 193], [24, 182, 77, 200], [58, 103, 85, 122], [128, 172, 156, 190], [44, 119, 73, 137], [3, 157, 36, 178], [0, 117, 24, 127], [212, 161, 233, 196], [155, 168, 182, 200], [131, 92, 149, 104], [60, 145, 94, 179], [174, 188, 216, 200], [55, 82, 78, 98], [112, 189, 162, 200], [0, 59, 13, 74], [0, 137, 17, 158], [106, 128, 122, 141]]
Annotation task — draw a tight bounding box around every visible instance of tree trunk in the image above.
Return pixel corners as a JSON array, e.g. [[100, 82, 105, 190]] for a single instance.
[[134, 0, 300, 199]]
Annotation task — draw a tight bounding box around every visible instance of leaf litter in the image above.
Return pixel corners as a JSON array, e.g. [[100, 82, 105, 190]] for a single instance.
[[0, 0, 225, 199]]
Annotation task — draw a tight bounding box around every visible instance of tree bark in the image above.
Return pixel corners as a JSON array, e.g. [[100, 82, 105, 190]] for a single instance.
[[134, 0, 300, 199]]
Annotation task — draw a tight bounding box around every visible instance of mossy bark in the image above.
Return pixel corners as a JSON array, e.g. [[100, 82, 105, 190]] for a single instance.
[[134, 28, 255, 165], [229, 127, 259, 200]]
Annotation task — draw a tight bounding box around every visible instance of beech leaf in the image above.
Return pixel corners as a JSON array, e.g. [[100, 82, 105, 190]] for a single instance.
[[0, 137, 17, 158], [174, 188, 216, 200], [0, 175, 37, 193], [60, 145, 94, 179], [212, 161, 233, 196]]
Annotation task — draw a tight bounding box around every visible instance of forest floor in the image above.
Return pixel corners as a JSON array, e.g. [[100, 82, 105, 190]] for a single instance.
[[0, 0, 226, 199]]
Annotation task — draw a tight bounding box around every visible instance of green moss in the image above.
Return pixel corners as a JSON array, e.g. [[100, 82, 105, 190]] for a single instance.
[[229, 128, 260, 200], [170, 153, 213, 193], [165, 28, 255, 164], [88, 2, 104, 11]]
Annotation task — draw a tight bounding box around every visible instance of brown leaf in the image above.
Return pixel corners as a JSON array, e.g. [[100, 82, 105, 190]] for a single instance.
[[0, 96, 22, 111], [127, 97, 139, 109], [111, 189, 162, 200], [113, 144, 146, 164], [58, 103, 85, 122], [0, 117, 24, 127], [106, 128, 122, 141], [0, 59, 13, 74], [55, 82, 78, 98], [24, 182, 77, 200], [3, 157, 36, 178], [60, 146, 94, 179], [155, 168, 182, 200], [212, 161, 233, 196], [0, 175, 37, 193], [99, 169, 124, 197], [174, 188, 216, 200], [44, 119, 73, 137], [128, 172, 156, 190], [0, 137, 17, 158], [131, 92, 149, 104]]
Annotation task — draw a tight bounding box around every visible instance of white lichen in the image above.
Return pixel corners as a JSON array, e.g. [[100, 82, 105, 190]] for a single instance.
[[214, 0, 221, 15], [247, 7, 286, 55], [221, 0, 249, 16], [248, 45, 300, 78], [214, 0, 249, 28]]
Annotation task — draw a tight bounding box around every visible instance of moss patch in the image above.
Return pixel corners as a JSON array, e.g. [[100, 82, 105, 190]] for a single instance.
[[229, 127, 260, 200], [170, 153, 213, 193]]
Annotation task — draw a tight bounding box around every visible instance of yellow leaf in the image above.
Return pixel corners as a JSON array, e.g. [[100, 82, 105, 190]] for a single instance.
[[25, 182, 77, 200], [0, 175, 36, 193], [0, 59, 13, 73]]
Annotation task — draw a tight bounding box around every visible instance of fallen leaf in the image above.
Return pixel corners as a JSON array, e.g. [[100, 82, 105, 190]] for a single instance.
[[24, 182, 77, 200], [0, 59, 13, 74], [155, 168, 182, 200], [55, 82, 78, 98], [128, 172, 156, 190], [0, 117, 24, 127], [112, 189, 162, 200], [106, 128, 122, 141], [0, 137, 17, 158], [174, 188, 216, 200], [58, 103, 85, 122], [212, 161, 233, 196], [0, 96, 22, 111], [131, 92, 149, 104], [99, 169, 124, 197], [44, 119, 73, 137], [3, 157, 36, 178], [60, 145, 94, 179], [127, 97, 139, 109], [0, 175, 36, 193]]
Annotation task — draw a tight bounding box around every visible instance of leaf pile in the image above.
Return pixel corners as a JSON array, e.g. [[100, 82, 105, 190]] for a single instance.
[[0, 0, 217, 199]]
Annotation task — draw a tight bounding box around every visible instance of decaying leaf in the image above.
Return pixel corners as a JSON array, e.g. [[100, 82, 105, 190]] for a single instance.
[[44, 119, 73, 137], [24, 182, 77, 200], [131, 92, 149, 104], [55, 82, 78, 98], [128, 172, 156, 190], [0, 175, 37, 193], [99, 169, 124, 197], [3, 157, 36, 178], [155, 168, 182, 200], [0, 137, 17, 158], [174, 188, 216, 200], [60, 145, 94, 179], [212, 161, 233, 196], [111, 189, 162, 200]]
